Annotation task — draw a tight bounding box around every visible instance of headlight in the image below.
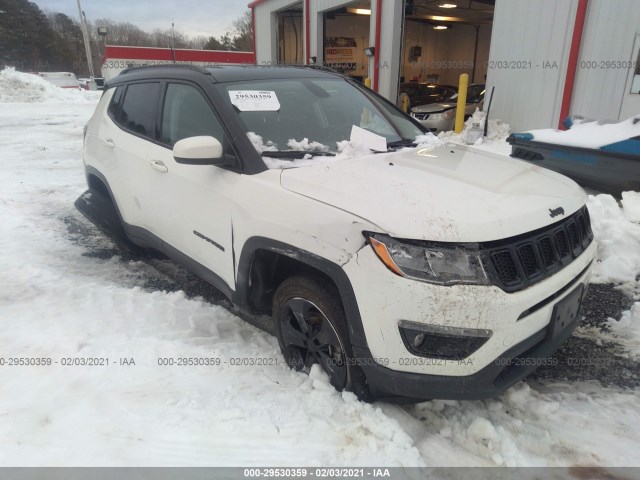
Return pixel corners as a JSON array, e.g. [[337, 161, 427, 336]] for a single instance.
[[367, 233, 490, 286], [429, 109, 455, 120]]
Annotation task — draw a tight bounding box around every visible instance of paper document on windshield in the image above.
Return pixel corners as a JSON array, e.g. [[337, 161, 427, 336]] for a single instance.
[[229, 91, 281, 111], [350, 125, 388, 152]]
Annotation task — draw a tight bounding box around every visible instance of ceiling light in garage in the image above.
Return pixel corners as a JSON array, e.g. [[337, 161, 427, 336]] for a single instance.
[[433, 25, 449, 30], [439, 3, 457, 7], [347, 8, 371, 15]]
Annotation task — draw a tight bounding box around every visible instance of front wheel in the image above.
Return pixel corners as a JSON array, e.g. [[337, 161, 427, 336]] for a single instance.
[[273, 276, 369, 399]]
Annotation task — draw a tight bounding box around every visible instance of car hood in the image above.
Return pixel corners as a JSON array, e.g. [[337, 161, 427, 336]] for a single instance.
[[412, 102, 457, 113], [279, 145, 586, 242]]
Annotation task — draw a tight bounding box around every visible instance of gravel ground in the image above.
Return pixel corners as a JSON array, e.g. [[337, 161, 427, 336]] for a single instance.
[[580, 283, 635, 331], [530, 283, 640, 389], [64, 209, 640, 392]]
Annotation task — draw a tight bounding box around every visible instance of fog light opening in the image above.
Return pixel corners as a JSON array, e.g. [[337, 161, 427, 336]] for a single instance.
[[399, 320, 492, 360]]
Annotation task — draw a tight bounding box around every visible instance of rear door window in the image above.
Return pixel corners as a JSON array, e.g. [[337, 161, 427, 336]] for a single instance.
[[107, 86, 124, 121], [115, 82, 161, 139]]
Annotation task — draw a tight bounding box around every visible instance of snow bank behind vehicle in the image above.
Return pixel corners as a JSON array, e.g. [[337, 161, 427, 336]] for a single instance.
[[0, 67, 101, 104], [588, 193, 640, 285], [438, 110, 512, 156], [608, 302, 640, 356]]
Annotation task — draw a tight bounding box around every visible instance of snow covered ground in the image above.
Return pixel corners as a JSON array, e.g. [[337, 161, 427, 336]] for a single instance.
[[1, 70, 640, 467]]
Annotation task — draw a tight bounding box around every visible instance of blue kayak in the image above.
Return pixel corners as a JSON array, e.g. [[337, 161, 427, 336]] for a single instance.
[[507, 127, 640, 197]]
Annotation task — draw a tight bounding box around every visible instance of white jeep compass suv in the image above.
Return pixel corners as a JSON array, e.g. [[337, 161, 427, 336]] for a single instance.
[[78, 65, 597, 402]]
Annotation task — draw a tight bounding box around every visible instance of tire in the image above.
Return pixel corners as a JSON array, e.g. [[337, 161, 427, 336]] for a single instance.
[[273, 275, 371, 400]]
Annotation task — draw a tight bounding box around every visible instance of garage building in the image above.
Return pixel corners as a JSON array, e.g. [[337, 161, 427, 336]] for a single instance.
[[249, 0, 640, 131]]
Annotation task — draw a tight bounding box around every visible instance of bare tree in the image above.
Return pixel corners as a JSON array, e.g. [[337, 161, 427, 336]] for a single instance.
[[190, 35, 210, 50], [231, 11, 253, 51], [92, 18, 150, 46], [203, 11, 254, 52]]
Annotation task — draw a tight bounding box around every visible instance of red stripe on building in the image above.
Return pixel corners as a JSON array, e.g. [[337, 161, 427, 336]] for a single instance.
[[558, 0, 588, 129], [102, 46, 255, 64], [373, 0, 382, 91], [251, 8, 257, 57]]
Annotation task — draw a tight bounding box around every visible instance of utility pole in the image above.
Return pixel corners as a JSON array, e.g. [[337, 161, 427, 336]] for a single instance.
[[171, 22, 177, 63], [76, 0, 95, 78]]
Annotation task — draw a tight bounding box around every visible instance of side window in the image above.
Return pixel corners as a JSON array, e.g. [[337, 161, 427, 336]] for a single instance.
[[118, 83, 161, 138], [107, 86, 124, 122], [161, 83, 225, 147]]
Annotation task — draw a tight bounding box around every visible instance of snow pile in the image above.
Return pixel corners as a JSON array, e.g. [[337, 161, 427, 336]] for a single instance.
[[587, 193, 640, 284], [622, 191, 640, 223], [390, 382, 640, 466], [438, 110, 512, 156], [261, 138, 374, 169], [247, 132, 328, 154], [414, 133, 444, 150], [249, 129, 376, 169], [255, 130, 449, 169], [607, 303, 640, 356], [287, 137, 329, 152], [0, 67, 100, 104], [527, 115, 640, 149], [246, 131, 277, 153]]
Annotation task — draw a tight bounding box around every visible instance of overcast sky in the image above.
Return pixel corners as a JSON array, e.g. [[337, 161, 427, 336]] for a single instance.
[[36, 0, 250, 38]]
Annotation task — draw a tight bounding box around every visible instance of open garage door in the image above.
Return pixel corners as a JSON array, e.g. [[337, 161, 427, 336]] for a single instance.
[[322, 1, 371, 83], [400, 0, 494, 112], [277, 4, 303, 65]]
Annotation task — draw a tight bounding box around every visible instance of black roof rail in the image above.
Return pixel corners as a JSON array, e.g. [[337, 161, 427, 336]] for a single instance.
[[300, 64, 341, 74], [270, 63, 341, 74], [119, 64, 211, 76]]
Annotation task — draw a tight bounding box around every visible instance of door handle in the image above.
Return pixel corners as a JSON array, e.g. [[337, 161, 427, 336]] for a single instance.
[[149, 160, 168, 173], [103, 138, 115, 148]]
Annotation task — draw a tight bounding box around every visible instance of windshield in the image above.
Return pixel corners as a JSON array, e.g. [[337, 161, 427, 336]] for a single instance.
[[446, 85, 485, 103], [467, 85, 486, 103], [217, 78, 424, 154]]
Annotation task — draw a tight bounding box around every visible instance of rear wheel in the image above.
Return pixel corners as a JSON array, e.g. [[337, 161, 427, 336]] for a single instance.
[[273, 276, 369, 399]]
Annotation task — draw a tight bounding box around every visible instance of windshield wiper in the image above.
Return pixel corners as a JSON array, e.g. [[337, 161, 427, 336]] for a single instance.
[[387, 139, 417, 149], [260, 150, 335, 159]]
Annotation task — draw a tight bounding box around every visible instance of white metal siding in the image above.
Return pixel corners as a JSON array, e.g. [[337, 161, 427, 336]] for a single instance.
[[374, 0, 403, 101], [571, 0, 640, 121], [485, 0, 577, 131]]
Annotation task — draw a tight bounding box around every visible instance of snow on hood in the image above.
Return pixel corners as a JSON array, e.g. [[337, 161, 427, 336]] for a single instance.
[[527, 115, 640, 149], [0, 68, 101, 104], [280, 144, 586, 242], [255, 132, 444, 169], [287, 137, 328, 152], [247, 131, 278, 153]]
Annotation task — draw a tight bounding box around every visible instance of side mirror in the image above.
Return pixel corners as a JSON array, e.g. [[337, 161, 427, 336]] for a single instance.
[[173, 136, 223, 165]]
